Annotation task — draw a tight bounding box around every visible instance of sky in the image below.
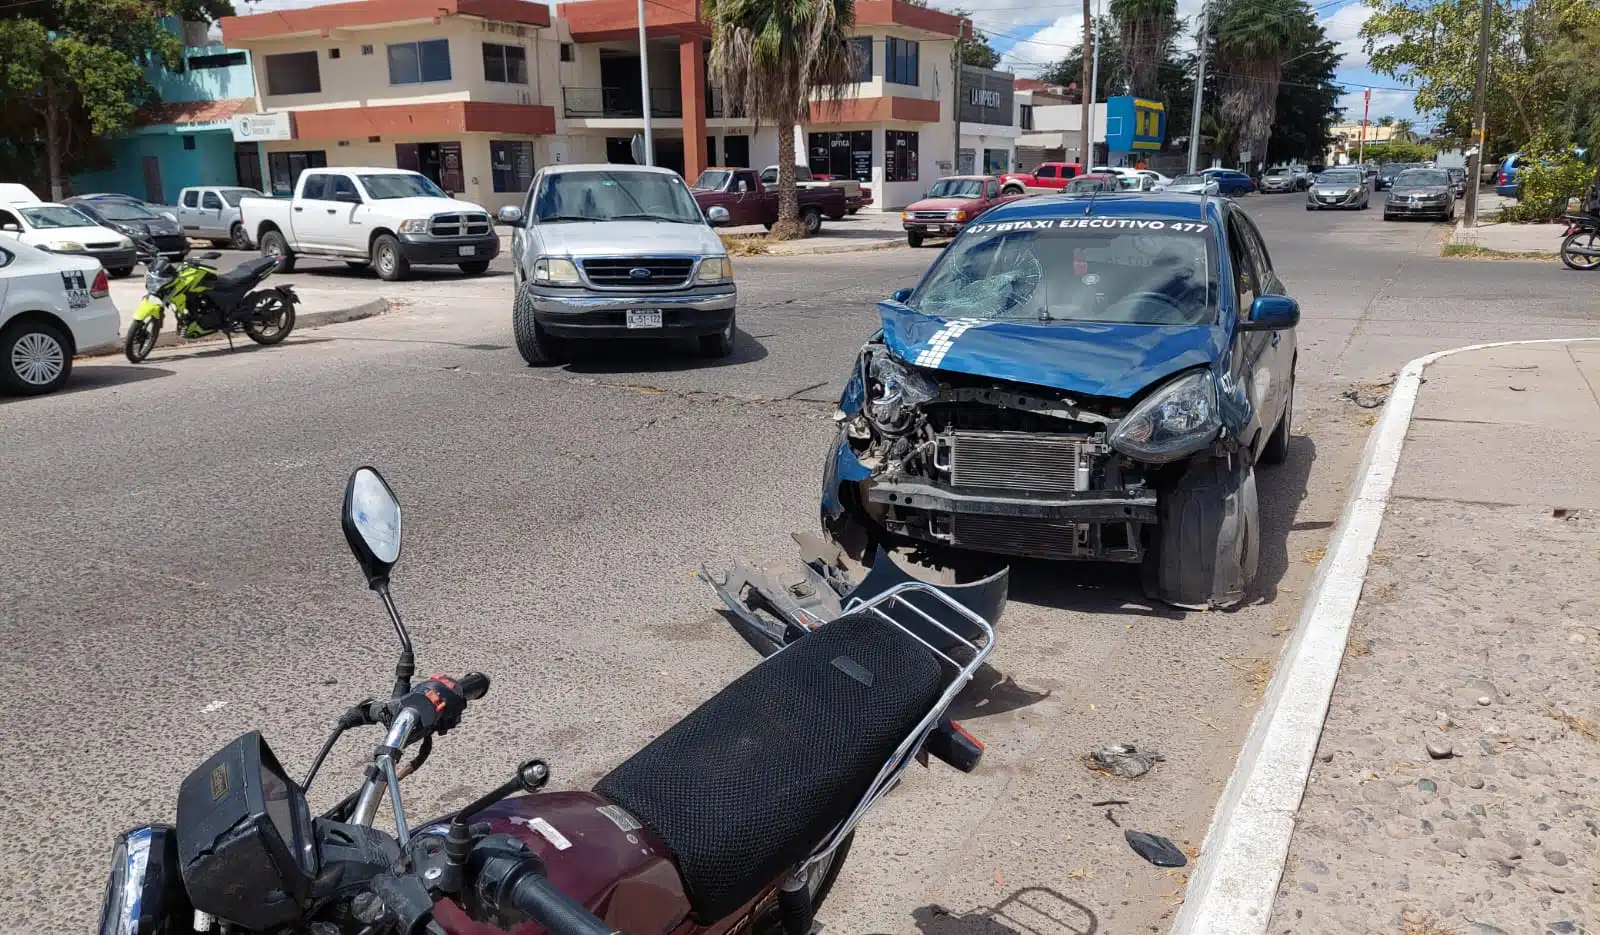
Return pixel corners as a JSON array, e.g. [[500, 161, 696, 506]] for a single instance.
[[226, 0, 1422, 129]]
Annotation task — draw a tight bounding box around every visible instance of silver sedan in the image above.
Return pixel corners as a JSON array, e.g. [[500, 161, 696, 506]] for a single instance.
[[1305, 170, 1371, 210]]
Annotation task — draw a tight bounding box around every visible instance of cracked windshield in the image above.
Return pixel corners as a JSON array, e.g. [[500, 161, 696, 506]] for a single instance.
[[911, 220, 1218, 325]]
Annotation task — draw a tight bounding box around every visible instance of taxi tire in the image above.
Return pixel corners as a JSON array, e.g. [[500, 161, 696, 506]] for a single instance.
[[1, 319, 72, 395], [1259, 374, 1293, 466], [1144, 454, 1258, 610]]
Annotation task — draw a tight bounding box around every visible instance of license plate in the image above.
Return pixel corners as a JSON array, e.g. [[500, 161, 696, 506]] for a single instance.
[[626, 309, 663, 329], [458, 245, 475, 256]]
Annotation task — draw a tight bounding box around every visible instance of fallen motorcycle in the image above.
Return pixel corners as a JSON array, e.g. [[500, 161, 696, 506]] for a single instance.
[[98, 468, 1004, 935], [123, 239, 297, 363], [1559, 213, 1600, 271]]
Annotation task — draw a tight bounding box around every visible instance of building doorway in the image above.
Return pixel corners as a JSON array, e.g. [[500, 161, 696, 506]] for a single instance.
[[395, 142, 464, 193], [234, 142, 263, 191], [141, 156, 163, 204]]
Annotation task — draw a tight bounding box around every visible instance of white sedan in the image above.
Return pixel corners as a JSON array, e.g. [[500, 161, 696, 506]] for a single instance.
[[0, 239, 119, 394]]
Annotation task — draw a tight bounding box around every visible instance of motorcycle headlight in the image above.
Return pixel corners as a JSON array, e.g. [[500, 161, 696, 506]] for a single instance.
[[864, 350, 939, 436], [98, 825, 188, 935], [397, 218, 431, 234], [1109, 370, 1221, 463], [532, 257, 581, 285], [696, 255, 733, 283]]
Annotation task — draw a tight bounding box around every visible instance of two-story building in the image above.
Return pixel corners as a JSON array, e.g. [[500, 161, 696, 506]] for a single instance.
[[219, 0, 560, 212], [957, 64, 1018, 176], [71, 21, 261, 205]]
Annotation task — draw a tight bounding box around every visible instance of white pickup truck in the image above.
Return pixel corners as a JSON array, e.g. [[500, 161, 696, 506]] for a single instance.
[[238, 167, 498, 281]]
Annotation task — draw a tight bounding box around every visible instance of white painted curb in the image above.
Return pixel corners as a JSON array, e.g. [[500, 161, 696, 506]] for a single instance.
[[1171, 337, 1600, 935]]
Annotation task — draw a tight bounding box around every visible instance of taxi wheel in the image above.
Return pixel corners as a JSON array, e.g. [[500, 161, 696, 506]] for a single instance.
[[2, 319, 72, 395]]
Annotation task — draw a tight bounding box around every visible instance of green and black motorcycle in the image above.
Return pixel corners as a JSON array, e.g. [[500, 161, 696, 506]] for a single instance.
[[123, 243, 299, 363]]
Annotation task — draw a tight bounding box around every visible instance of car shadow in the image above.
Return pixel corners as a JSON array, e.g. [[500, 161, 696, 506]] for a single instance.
[[288, 261, 511, 283], [948, 661, 1053, 720], [1003, 560, 1185, 620], [0, 362, 174, 403], [907, 888, 1100, 935], [558, 328, 769, 373], [1251, 434, 1318, 606]]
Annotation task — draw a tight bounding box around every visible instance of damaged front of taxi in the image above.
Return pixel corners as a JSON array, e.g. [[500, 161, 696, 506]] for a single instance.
[[821, 198, 1299, 608]]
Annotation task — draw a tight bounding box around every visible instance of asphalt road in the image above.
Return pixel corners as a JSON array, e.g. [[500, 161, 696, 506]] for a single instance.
[[4, 190, 1598, 933]]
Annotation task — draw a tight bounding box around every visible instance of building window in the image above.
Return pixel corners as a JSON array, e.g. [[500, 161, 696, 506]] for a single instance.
[[362, 44, 374, 55], [886, 37, 918, 86], [329, 48, 341, 59], [188, 51, 246, 71], [482, 42, 528, 84], [886, 130, 918, 181], [490, 140, 535, 193], [264, 51, 321, 96], [387, 39, 452, 85], [724, 134, 750, 168], [559, 42, 574, 63], [183, 136, 197, 151], [846, 37, 872, 82], [267, 150, 327, 196], [808, 130, 873, 182], [1020, 104, 1035, 130]]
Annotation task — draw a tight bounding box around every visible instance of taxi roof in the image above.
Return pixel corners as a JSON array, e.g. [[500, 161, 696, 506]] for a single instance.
[[977, 191, 1223, 227]]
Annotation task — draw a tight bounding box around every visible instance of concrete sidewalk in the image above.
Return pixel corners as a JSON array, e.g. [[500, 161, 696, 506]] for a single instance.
[[1450, 191, 1568, 255], [103, 276, 386, 353], [1267, 341, 1600, 933]]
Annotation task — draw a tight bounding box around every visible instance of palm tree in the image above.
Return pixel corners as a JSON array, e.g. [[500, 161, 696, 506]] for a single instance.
[[1109, 0, 1178, 99], [1391, 117, 1415, 141], [1376, 115, 1395, 127], [1215, 0, 1312, 170], [705, 0, 858, 240]]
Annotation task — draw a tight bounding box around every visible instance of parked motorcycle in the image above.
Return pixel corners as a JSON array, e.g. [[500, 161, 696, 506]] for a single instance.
[[123, 241, 298, 363], [1559, 213, 1600, 271], [97, 467, 1004, 935]]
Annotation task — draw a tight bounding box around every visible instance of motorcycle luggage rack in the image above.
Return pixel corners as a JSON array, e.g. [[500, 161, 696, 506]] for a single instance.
[[800, 580, 995, 875]]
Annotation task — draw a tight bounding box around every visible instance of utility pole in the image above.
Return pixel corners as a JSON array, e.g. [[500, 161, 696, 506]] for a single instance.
[[954, 20, 965, 174], [1080, 0, 1093, 168], [1465, 0, 1491, 227], [1187, 0, 1209, 173], [1358, 88, 1370, 165], [636, 0, 654, 165], [1089, 0, 1102, 162]]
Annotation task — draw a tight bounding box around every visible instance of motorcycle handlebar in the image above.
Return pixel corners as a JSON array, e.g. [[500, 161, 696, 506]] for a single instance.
[[507, 872, 623, 935], [456, 671, 490, 701]]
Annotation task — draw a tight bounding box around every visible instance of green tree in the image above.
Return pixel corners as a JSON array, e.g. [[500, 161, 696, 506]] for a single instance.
[[1110, 0, 1178, 99], [1390, 117, 1415, 140], [1265, 27, 1341, 164], [951, 9, 1002, 69], [0, 0, 233, 200], [706, 0, 857, 240], [1360, 139, 1434, 162], [1544, 19, 1600, 155], [1376, 115, 1395, 127], [1214, 0, 1315, 170]]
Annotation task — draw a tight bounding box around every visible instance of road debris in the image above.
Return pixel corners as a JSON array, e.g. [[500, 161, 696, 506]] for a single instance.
[[1125, 830, 1188, 867], [1087, 743, 1164, 778], [1425, 741, 1455, 759], [1091, 799, 1131, 807]]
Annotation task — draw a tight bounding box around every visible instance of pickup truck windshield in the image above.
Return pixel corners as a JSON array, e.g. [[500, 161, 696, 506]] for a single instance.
[[357, 174, 447, 200], [693, 170, 733, 191], [220, 189, 256, 206], [19, 205, 95, 229], [911, 220, 1218, 326], [534, 171, 703, 223], [927, 179, 984, 198]]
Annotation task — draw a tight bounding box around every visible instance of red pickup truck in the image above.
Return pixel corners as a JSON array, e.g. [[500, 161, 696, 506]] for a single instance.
[[998, 162, 1084, 196], [900, 176, 1021, 247], [692, 167, 847, 235]]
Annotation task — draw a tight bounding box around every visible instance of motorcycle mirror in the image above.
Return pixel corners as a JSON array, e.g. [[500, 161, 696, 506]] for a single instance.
[[342, 466, 402, 589]]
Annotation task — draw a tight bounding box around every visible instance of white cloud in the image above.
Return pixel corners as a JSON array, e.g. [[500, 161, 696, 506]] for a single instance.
[[1336, 87, 1416, 123], [1318, 2, 1378, 69]]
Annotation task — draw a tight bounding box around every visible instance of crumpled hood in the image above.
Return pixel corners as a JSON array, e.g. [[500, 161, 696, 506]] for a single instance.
[[535, 220, 721, 257], [879, 301, 1224, 400]]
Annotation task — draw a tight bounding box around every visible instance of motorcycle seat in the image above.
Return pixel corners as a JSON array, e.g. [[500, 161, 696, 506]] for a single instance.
[[594, 611, 946, 922], [212, 256, 279, 294]]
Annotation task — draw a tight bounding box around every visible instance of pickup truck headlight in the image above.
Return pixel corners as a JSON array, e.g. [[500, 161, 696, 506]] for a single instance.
[[899, 211, 911, 221], [533, 257, 581, 285], [45, 241, 86, 253], [397, 218, 430, 234], [1109, 370, 1221, 463], [696, 256, 733, 283], [952, 209, 968, 222]]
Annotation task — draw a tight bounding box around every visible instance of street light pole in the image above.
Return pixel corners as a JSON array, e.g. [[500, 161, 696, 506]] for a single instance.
[[1089, 0, 1102, 162], [954, 20, 965, 174], [1465, 0, 1491, 227], [1080, 0, 1093, 168], [1187, 0, 1209, 173], [636, 0, 654, 166]]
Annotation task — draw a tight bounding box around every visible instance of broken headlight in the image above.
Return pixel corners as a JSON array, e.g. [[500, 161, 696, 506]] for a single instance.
[[865, 351, 938, 436], [1109, 369, 1220, 463]]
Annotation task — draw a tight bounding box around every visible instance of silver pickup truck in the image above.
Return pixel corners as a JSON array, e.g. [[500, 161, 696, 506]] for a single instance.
[[498, 163, 736, 366], [177, 186, 264, 249]]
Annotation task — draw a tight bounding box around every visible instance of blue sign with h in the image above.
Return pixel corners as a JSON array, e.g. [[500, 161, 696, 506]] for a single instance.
[[1104, 97, 1166, 154]]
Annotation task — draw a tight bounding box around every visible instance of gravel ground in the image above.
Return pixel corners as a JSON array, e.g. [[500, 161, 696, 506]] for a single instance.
[[1269, 347, 1600, 934]]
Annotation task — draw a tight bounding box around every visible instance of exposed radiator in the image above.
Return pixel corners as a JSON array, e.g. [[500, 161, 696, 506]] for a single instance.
[[953, 516, 1080, 558], [948, 431, 1086, 492]]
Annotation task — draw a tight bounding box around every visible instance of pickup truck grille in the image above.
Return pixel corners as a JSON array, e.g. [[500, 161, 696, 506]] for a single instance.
[[430, 213, 491, 237], [948, 431, 1086, 492], [910, 210, 955, 221], [581, 257, 695, 288]]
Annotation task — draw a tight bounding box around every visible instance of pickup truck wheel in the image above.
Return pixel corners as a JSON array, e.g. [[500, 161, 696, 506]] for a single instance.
[[373, 234, 409, 282], [847, 208, 860, 215], [801, 207, 823, 236], [458, 260, 491, 275], [1003, 185, 1024, 196], [1142, 454, 1259, 610], [260, 230, 296, 273], [230, 222, 250, 250], [699, 312, 736, 358], [512, 284, 566, 366], [906, 231, 924, 248]]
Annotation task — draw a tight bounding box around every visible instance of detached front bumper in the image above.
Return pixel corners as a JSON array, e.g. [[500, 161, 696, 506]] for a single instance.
[[529, 285, 736, 339], [397, 232, 500, 264]]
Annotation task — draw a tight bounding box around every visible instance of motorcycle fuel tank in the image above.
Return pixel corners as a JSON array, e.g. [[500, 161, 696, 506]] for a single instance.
[[429, 791, 691, 935]]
